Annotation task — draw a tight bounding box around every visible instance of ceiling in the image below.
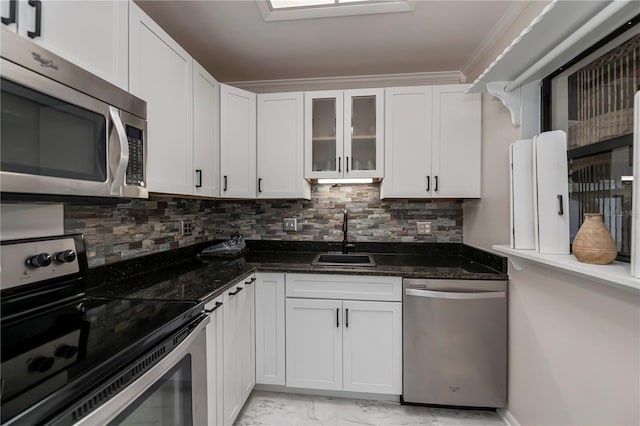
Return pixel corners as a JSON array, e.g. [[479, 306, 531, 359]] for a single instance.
[[134, 0, 524, 83]]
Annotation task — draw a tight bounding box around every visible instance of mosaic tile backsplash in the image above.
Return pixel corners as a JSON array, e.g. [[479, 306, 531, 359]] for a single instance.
[[64, 184, 463, 267]]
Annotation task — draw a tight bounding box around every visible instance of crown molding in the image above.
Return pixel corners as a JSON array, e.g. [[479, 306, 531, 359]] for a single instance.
[[461, 0, 532, 78], [225, 71, 466, 93]]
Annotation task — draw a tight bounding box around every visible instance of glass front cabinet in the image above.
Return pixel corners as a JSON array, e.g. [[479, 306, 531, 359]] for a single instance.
[[304, 89, 384, 179]]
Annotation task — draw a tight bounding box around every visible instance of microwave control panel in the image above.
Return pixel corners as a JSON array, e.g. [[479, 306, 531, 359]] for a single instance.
[[126, 125, 145, 187]]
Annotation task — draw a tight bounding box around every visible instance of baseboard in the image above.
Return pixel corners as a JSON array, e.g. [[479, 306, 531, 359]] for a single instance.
[[497, 408, 521, 426], [254, 384, 400, 403]]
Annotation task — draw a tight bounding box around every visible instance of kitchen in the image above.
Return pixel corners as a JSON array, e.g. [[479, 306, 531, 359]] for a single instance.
[[1, 1, 639, 425]]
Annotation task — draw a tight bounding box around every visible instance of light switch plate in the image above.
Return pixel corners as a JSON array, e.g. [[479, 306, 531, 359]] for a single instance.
[[283, 218, 297, 232], [417, 221, 431, 235]]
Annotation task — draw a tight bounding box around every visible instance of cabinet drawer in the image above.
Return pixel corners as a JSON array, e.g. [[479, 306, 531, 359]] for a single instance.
[[285, 273, 402, 301]]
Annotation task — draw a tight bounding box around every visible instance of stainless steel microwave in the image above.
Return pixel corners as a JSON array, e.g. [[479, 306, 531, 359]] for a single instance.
[[0, 28, 148, 199]]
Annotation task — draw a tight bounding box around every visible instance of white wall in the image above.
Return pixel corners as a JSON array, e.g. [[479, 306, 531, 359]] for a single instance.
[[463, 93, 519, 248], [464, 3, 640, 423], [508, 264, 640, 426], [466, 92, 640, 426]]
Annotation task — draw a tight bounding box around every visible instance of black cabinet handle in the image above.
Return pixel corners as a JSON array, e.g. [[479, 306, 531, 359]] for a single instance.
[[195, 169, 202, 188], [338, 157, 341, 173], [1, 0, 16, 25], [204, 301, 223, 313], [557, 195, 564, 215], [258, 178, 262, 193], [434, 175, 438, 192], [426, 176, 430, 191], [336, 308, 339, 328], [345, 308, 349, 328], [244, 277, 256, 285], [223, 175, 228, 192], [27, 0, 41, 39], [229, 286, 243, 296], [346, 156, 349, 173]]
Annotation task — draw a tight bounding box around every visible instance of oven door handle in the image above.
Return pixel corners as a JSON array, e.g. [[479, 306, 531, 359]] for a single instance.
[[109, 106, 129, 196], [70, 315, 210, 426]]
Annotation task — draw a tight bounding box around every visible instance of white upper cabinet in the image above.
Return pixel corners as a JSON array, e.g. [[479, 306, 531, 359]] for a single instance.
[[382, 84, 481, 198], [1, 0, 128, 89], [344, 89, 384, 178], [257, 92, 310, 199], [193, 62, 220, 198], [305, 89, 383, 179], [220, 84, 257, 198], [129, 3, 194, 195], [431, 84, 481, 198], [381, 86, 433, 198]]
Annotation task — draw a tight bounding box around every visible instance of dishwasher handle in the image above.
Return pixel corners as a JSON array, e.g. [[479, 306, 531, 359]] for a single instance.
[[405, 288, 505, 300]]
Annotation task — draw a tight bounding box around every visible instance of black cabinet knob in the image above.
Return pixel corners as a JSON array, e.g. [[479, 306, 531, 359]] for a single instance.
[[27, 253, 52, 268], [29, 356, 55, 373], [54, 250, 76, 264], [55, 345, 78, 359]]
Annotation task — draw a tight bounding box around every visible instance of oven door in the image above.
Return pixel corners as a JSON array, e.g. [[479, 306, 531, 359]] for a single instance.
[[69, 317, 209, 426], [0, 58, 129, 199]]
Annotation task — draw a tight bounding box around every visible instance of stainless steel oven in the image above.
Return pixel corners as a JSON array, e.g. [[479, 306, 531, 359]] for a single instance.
[[0, 234, 208, 425], [0, 28, 147, 199]]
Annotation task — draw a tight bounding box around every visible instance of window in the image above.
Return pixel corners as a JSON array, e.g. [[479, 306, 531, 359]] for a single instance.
[[543, 18, 639, 261]]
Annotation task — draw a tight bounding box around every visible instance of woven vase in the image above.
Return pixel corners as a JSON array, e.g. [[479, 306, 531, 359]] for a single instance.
[[572, 213, 617, 264]]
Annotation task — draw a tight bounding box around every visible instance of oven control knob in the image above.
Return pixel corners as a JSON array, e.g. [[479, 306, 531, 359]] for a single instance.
[[55, 345, 78, 359], [54, 250, 76, 264], [29, 356, 55, 373], [27, 253, 52, 268]]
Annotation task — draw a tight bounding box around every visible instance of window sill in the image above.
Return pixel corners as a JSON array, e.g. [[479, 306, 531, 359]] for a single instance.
[[492, 245, 640, 294]]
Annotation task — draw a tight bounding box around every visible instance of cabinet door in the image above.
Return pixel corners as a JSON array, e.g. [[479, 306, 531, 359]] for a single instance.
[[1, 0, 18, 32], [305, 91, 344, 179], [238, 275, 256, 403], [257, 92, 309, 199], [344, 89, 384, 179], [205, 296, 224, 426], [342, 301, 402, 394], [255, 273, 286, 385], [193, 61, 220, 197], [223, 283, 242, 425], [381, 86, 432, 198], [432, 85, 481, 198], [16, 0, 128, 89], [220, 84, 256, 198], [129, 3, 193, 195], [286, 298, 342, 390]]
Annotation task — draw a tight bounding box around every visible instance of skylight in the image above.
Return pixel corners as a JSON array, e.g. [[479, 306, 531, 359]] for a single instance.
[[257, 0, 415, 21], [269, 0, 386, 10]]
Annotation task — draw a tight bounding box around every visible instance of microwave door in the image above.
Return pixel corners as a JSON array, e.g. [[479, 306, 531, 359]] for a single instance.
[[0, 59, 114, 198]]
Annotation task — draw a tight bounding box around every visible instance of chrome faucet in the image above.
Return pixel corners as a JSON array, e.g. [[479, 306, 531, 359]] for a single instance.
[[342, 209, 355, 254]]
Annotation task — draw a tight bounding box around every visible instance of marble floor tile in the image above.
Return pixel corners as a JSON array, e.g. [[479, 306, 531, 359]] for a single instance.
[[235, 391, 505, 426]]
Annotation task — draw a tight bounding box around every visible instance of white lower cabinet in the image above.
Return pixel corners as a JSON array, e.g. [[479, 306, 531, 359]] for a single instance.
[[205, 295, 224, 426], [222, 274, 256, 425], [285, 274, 403, 395], [342, 300, 402, 394], [255, 273, 286, 385], [286, 298, 343, 390]]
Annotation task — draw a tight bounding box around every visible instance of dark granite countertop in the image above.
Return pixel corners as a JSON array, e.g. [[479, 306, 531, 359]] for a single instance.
[[85, 241, 507, 304]]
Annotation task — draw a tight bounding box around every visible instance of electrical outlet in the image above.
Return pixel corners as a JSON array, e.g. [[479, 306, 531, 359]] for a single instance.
[[180, 220, 193, 236], [416, 221, 431, 235], [283, 218, 297, 232]]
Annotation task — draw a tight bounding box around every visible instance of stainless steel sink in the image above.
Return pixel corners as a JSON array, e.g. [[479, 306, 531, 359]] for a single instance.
[[311, 253, 376, 267]]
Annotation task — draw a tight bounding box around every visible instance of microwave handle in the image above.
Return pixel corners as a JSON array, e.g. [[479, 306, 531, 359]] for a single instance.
[[109, 107, 129, 196]]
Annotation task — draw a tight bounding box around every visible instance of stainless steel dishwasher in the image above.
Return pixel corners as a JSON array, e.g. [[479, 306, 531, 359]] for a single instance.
[[402, 279, 507, 408]]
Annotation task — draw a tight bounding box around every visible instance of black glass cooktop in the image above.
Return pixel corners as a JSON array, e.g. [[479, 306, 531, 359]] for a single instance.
[[0, 295, 203, 425]]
